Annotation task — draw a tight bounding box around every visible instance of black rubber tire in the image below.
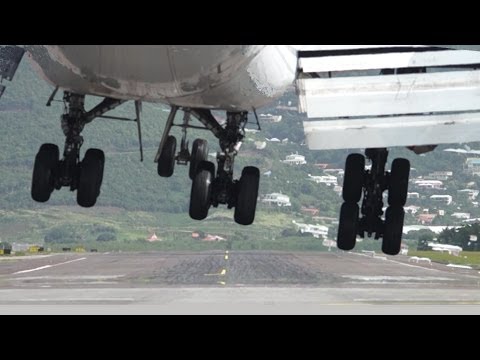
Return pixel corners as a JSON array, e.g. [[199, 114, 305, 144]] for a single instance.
[[382, 206, 405, 256], [31, 143, 59, 203], [189, 139, 209, 180], [337, 202, 359, 251], [157, 136, 177, 178], [342, 154, 365, 203], [388, 158, 410, 207], [234, 167, 260, 226], [189, 161, 215, 221], [77, 149, 105, 208]]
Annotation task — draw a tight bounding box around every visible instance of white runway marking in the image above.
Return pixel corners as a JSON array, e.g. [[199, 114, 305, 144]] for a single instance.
[[18, 298, 135, 302], [12, 257, 87, 275]]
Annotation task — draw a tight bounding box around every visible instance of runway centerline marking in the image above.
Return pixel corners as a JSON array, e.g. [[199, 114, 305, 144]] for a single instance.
[[204, 269, 227, 277], [12, 257, 87, 275]]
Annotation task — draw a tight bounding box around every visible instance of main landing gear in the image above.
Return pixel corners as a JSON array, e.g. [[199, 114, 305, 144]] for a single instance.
[[155, 107, 260, 225], [337, 148, 410, 256], [31, 91, 139, 207]]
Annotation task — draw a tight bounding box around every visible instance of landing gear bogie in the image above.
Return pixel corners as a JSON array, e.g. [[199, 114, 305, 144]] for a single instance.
[[159, 110, 260, 225], [31, 91, 127, 207], [337, 148, 411, 256]]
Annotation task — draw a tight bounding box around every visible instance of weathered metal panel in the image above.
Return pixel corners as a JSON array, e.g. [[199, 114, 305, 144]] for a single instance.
[[298, 70, 480, 118], [293, 45, 428, 52], [303, 112, 480, 150], [299, 50, 480, 73]]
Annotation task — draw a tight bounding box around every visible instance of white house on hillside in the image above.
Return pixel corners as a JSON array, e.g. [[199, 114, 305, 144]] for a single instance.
[[292, 221, 329, 239], [261, 193, 292, 207], [308, 174, 338, 186], [430, 195, 453, 205], [283, 153, 307, 165]]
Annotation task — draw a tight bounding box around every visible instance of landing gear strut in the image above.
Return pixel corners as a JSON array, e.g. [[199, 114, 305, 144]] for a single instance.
[[337, 148, 410, 255], [155, 108, 260, 225], [31, 91, 130, 207]]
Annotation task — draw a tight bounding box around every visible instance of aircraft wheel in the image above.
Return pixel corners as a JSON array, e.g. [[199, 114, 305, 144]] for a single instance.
[[157, 135, 177, 178], [342, 154, 365, 203], [234, 167, 260, 226], [189, 161, 215, 220], [337, 202, 359, 251], [382, 206, 405, 256], [77, 149, 105, 208], [31, 143, 59, 203], [189, 139, 209, 180], [388, 158, 410, 207]]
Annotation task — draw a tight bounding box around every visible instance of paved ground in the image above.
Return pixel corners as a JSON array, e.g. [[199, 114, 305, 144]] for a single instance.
[[1, 251, 479, 314]]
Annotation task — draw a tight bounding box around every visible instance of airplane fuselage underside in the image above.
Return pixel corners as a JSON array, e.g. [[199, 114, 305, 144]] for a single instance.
[[24, 45, 297, 111]]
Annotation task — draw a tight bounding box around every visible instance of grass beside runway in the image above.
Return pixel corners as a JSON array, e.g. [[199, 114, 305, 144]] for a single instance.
[[0, 206, 340, 253], [408, 251, 480, 269]]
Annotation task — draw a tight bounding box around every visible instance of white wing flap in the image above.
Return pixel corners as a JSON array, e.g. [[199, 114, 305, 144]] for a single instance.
[[299, 70, 480, 118], [304, 112, 480, 150], [299, 50, 480, 73], [296, 47, 480, 150]]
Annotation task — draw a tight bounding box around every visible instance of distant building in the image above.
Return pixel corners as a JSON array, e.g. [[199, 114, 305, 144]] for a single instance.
[[465, 158, 480, 176], [428, 242, 462, 256], [430, 195, 453, 205], [266, 137, 281, 143], [458, 189, 479, 201], [203, 234, 226, 242], [261, 193, 292, 207], [451, 212, 471, 220], [324, 169, 345, 176], [300, 207, 320, 217], [407, 192, 420, 199], [426, 171, 453, 181], [308, 174, 338, 186], [417, 214, 437, 225], [255, 141, 267, 150], [259, 114, 283, 123], [147, 233, 160, 242], [283, 153, 307, 165], [414, 180, 445, 190], [292, 221, 329, 239], [404, 205, 421, 215]]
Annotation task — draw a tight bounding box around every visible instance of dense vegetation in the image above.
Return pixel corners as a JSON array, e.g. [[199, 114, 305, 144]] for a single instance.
[[2, 59, 480, 251]]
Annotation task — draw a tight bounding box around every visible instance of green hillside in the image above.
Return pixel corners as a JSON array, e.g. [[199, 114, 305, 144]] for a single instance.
[[2, 59, 480, 250]]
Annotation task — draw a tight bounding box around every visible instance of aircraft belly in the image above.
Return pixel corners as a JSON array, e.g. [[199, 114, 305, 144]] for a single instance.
[[25, 45, 296, 110]]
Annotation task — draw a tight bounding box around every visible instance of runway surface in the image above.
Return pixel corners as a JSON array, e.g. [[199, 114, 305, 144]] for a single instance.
[[1, 251, 480, 314]]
